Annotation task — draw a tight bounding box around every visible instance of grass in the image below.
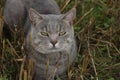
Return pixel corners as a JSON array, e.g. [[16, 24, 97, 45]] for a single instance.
[[0, 0, 120, 80]]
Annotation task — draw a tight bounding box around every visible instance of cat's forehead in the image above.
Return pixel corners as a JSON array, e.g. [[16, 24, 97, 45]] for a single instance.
[[44, 14, 62, 20], [40, 15, 66, 27], [36, 14, 69, 31]]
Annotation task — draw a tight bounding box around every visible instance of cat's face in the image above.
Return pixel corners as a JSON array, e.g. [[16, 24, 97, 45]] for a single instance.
[[28, 8, 76, 53]]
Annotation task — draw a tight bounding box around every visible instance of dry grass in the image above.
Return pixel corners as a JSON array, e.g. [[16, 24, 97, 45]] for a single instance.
[[0, 0, 120, 80]]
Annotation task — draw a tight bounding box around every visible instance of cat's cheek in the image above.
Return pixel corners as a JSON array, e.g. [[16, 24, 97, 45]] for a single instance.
[[55, 43, 59, 48], [33, 39, 41, 44], [66, 37, 72, 43], [48, 43, 53, 48]]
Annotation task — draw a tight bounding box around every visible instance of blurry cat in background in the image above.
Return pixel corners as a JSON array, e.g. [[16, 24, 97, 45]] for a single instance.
[[3, 0, 60, 34]]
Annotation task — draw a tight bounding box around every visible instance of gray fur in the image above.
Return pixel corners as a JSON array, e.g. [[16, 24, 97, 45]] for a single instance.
[[3, 0, 60, 32], [26, 8, 77, 80], [3, 0, 77, 80], [3, 0, 25, 26]]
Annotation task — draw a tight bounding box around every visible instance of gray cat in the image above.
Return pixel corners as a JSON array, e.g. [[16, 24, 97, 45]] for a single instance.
[[3, 0, 77, 80], [26, 8, 77, 80]]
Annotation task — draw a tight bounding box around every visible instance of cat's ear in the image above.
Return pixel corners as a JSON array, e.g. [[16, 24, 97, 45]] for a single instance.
[[62, 8, 76, 25], [29, 8, 44, 26]]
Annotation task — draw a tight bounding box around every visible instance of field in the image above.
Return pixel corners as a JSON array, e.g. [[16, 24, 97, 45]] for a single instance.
[[0, 0, 120, 80]]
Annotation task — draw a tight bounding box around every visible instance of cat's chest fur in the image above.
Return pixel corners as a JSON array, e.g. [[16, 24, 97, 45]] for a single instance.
[[29, 47, 75, 80], [33, 51, 67, 65]]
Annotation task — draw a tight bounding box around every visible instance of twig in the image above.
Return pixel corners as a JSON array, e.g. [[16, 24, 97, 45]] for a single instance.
[[24, 70, 27, 80], [0, 8, 4, 38], [74, 8, 93, 26], [61, 0, 71, 12], [87, 37, 98, 80], [28, 58, 34, 80], [1, 39, 5, 74], [106, 44, 112, 58], [87, 20, 98, 80], [19, 56, 26, 80], [67, 54, 71, 80], [112, 43, 120, 55], [6, 39, 20, 58], [48, 52, 62, 80]]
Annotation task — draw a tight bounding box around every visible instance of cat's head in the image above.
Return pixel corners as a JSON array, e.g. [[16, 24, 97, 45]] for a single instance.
[[28, 8, 76, 54]]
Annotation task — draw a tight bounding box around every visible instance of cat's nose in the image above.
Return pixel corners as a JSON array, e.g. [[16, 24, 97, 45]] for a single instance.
[[50, 40, 57, 46]]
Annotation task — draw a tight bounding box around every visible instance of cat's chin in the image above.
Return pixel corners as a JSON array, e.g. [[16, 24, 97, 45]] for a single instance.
[[35, 47, 64, 54], [43, 49, 63, 54]]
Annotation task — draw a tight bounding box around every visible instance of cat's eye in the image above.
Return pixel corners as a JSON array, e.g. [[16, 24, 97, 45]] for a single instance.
[[59, 32, 66, 36], [41, 32, 48, 36]]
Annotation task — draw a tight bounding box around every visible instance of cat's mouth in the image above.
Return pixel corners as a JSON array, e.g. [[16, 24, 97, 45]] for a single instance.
[[47, 46, 63, 52], [49, 46, 58, 50], [52, 46, 57, 49], [34, 44, 63, 53]]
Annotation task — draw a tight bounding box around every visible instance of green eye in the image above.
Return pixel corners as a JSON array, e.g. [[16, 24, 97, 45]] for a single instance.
[[59, 32, 66, 36], [41, 32, 48, 36]]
